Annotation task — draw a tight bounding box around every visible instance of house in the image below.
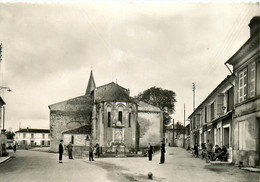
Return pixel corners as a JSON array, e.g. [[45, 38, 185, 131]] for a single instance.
[[189, 75, 235, 163], [0, 97, 6, 156], [15, 128, 50, 147], [49, 71, 163, 153], [225, 16, 260, 167]]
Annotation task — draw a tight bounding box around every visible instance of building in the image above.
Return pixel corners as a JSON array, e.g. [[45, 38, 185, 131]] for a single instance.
[[188, 16, 259, 167], [0, 97, 6, 156], [15, 128, 50, 147], [189, 75, 235, 163], [49, 71, 163, 153], [225, 16, 260, 167]]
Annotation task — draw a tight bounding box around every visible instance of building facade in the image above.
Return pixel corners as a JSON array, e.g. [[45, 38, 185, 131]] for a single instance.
[[225, 16, 260, 167], [189, 16, 260, 167], [0, 97, 6, 156], [49, 71, 163, 153], [15, 128, 50, 147], [189, 75, 234, 163]]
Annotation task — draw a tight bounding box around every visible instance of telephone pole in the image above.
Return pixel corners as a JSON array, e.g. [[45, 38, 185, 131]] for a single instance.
[[183, 104, 186, 148], [192, 83, 196, 111]]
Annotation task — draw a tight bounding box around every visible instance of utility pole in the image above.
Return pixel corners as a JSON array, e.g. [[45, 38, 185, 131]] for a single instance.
[[183, 104, 185, 148], [172, 119, 174, 147], [2, 106, 5, 130], [192, 83, 196, 111]]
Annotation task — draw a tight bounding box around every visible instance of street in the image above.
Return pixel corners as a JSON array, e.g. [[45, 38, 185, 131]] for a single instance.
[[0, 147, 259, 182]]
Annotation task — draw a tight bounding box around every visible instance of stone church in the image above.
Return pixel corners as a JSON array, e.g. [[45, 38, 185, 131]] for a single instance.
[[49, 71, 163, 153]]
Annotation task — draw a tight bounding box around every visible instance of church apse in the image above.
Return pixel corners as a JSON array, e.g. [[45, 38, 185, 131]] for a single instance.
[[49, 71, 163, 154]]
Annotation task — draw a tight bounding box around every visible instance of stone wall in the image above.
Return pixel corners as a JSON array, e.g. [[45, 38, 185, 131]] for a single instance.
[[49, 96, 92, 152], [137, 101, 163, 149], [138, 112, 162, 148]]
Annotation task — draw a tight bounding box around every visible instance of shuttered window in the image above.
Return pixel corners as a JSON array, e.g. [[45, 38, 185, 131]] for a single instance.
[[238, 68, 247, 103]]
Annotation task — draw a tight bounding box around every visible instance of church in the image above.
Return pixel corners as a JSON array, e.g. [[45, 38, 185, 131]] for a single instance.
[[49, 71, 163, 154]]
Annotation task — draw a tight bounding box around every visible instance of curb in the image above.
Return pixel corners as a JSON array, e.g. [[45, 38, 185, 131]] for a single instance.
[[0, 156, 11, 164]]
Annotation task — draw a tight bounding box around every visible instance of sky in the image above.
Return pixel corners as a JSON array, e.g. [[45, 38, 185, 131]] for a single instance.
[[0, 1, 259, 131]]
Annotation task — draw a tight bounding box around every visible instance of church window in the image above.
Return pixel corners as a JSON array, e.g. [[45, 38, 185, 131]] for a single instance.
[[129, 113, 131, 128], [108, 112, 111, 127], [118, 111, 122, 122], [71, 135, 74, 144]]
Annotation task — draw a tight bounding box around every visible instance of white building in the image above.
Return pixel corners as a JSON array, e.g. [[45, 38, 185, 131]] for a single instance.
[[15, 128, 50, 147]]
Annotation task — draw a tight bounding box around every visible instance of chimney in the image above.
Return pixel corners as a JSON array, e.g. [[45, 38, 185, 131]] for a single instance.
[[249, 16, 260, 37]]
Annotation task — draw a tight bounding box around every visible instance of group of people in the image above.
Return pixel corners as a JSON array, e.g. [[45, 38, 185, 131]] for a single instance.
[[58, 140, 100, 163], [58, 139, 167, 163], [208, 144, 228, 161], [192, 141, 228, 162], [146, 140, 166, 164]]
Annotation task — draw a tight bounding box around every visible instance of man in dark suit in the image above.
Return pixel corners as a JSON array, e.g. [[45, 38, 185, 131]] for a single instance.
[[59, 140, 64, 163], [147, 143, 153, 161], [160, 140, 166, 164], [89, 143, 94, 161]]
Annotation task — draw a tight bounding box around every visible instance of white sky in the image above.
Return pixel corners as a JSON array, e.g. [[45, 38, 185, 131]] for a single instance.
[[0, 2, 259, 131]]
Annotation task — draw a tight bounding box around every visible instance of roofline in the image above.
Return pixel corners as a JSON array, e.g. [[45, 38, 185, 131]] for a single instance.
[[97, 82, 129, 92], [62, 124, 91, 134], [188, 75, 234, 119], [225, 33, 259, 65], [15, 128, 50, 133], [137, 100, 162, 111], [48, 95, 89, 109]]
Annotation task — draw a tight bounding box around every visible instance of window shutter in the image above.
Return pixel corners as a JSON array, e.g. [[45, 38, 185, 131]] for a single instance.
[[217, 94, 224, 117], [249, 62, 256, 98]]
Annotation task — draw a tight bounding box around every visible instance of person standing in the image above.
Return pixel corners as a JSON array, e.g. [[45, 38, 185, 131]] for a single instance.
[[160, 140, 166, 164], [67, 142, 73, 159], [59, 140, 64, 163], [89, 143, 94, 161], [13, 144, 16, 153], [96, 144, 100, 158], [194, 143, 199, 158], [147, 143, 153, 161]]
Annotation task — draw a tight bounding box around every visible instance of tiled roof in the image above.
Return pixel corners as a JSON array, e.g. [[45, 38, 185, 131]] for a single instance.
[[15, 128, 50, 133], [62, 125, 91, 134], [95, 82, 136, 103]]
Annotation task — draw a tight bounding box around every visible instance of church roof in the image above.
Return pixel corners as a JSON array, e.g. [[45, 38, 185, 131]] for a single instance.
[[62, 125, 91, 135], [85, 70, 96, 95], [95, 82, 136, 103], [48, 95, 93, 113]]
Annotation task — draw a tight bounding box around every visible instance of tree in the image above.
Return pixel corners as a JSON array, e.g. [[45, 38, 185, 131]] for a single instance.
[[175, 121, 185, 138], [135, 86, 177, 132]]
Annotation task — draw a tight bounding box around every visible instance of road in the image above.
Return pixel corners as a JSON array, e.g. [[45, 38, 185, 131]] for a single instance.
[[0, 147, 259, 182], [0, 149, 109, 182]]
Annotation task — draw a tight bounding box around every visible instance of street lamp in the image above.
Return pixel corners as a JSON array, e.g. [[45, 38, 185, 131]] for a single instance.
[[0, 86, 11, 92]]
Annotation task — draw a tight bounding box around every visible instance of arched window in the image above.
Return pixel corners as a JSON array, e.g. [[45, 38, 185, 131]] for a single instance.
[[108, 112, 111, 127], [71, 135, 74, 144], [129, 113, 131, 128], [118, 111, 122, 122]]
